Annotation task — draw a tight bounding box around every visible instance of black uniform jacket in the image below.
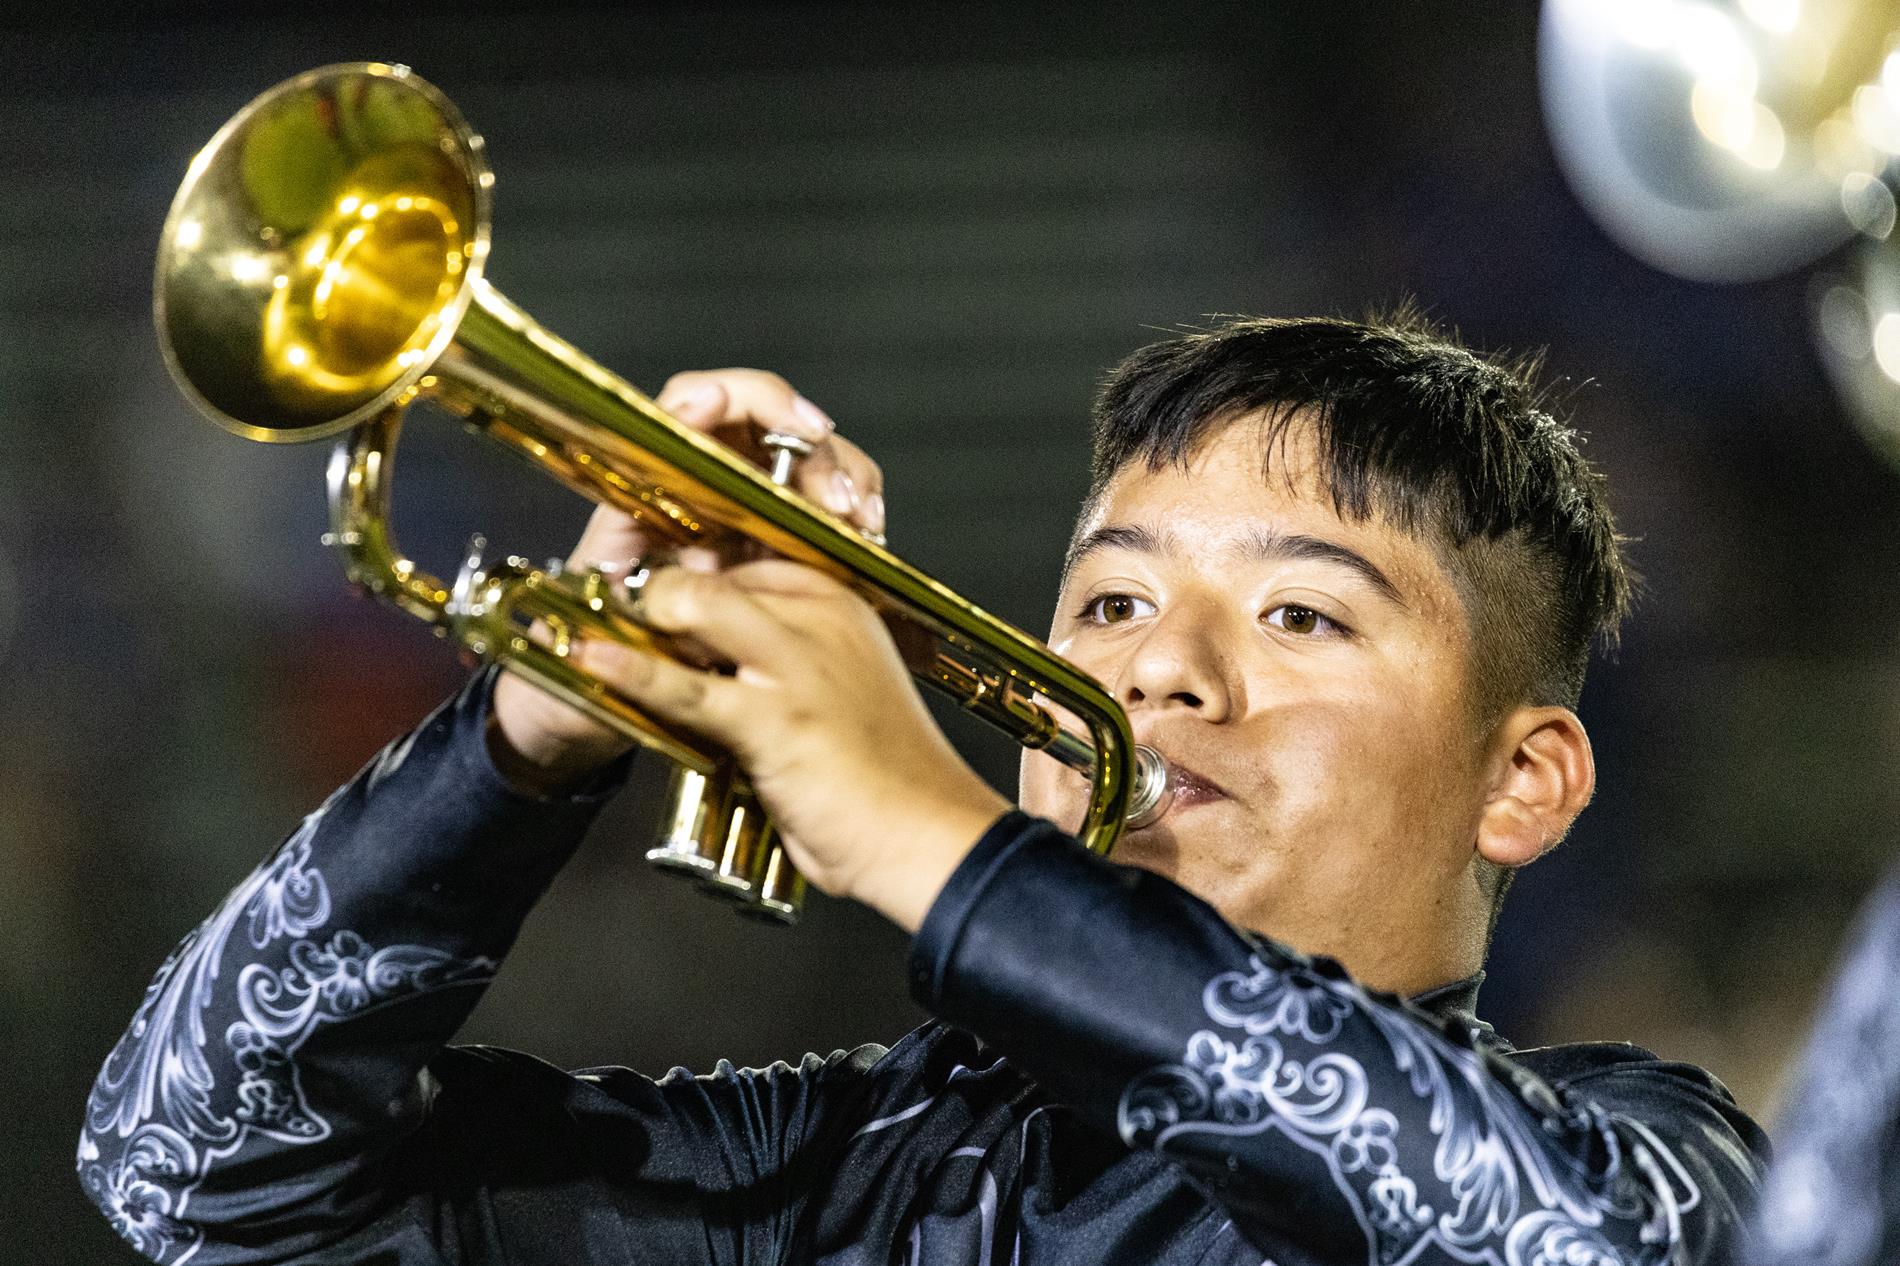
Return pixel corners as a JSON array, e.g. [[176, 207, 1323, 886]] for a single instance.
[[79, 671, 1768, 1265]]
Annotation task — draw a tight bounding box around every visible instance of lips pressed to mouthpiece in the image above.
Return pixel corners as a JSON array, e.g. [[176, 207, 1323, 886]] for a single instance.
[[1161, 761, 1228, 811]]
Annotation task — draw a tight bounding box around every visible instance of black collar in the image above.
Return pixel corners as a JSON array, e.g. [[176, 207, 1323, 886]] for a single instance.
[[1409, 971, 1500, 1045]]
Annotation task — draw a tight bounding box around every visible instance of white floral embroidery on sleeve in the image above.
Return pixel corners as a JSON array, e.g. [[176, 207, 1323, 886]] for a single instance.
[[78, 804, 496, 1264], [1116, 956, 1697, 1266]]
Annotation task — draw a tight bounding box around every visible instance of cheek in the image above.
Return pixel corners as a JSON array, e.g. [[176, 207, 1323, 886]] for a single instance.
[[1256, 666, 1467, 824], [1023, 628, 1112, 830], [1019, 748, 1088, 833]]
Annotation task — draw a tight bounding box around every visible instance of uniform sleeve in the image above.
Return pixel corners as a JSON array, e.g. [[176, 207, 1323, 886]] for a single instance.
[[909, 811, 1768, 1265], [76, 669, 879, 1266]]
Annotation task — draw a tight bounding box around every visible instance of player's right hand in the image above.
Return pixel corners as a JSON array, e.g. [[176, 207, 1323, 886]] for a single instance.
[[485, 370, 886, 795]]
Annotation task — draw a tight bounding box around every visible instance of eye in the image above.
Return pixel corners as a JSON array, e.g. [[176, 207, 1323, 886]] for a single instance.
[[1264, 603, 1346, 637], [1078, 592, 1156, 625]]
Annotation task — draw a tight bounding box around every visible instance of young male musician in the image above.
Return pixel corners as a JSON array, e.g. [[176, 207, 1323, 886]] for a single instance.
[[80, 316, 1768, 1264]]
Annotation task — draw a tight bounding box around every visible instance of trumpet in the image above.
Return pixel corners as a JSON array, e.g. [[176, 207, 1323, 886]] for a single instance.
[[154, 62, 1170, 924]]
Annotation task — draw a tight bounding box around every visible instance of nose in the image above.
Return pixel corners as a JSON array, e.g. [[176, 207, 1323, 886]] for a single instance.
[[1114, 602, 1240, 723]]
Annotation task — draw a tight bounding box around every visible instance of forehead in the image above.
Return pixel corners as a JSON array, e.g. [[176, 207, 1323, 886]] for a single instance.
[[1077, 416, 1464, 618]]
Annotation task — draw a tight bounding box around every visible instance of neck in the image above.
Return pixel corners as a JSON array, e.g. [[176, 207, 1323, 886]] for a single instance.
[[1239, 893, 1486, 999]]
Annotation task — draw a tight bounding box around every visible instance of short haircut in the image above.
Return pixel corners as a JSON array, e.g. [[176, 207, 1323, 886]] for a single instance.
[[1081, 310, 1636, 730]]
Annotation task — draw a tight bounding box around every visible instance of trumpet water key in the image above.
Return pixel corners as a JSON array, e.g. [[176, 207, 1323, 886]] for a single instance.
[[154, 62, 1171, 925]]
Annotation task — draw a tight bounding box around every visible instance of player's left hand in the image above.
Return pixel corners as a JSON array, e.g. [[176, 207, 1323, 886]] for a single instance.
[[615, 558, 1012, 932]]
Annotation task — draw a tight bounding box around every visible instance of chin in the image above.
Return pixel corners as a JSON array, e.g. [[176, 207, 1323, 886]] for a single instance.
[[1116, 808, 1284, 916], [1029, 791, 1243, 885], [1102, 815, 1213, 883], [1103, 825, 1173, 871]]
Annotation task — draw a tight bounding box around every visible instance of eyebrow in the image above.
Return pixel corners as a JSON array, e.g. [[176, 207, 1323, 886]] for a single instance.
[[1064, 522, 1408, 609]]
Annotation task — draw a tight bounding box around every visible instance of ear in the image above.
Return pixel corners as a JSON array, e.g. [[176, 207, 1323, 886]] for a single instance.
[[1475, 706, 1595, 869]]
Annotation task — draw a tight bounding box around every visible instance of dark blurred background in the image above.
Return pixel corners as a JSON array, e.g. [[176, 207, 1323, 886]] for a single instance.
[[5, 3, 1897, 1260]]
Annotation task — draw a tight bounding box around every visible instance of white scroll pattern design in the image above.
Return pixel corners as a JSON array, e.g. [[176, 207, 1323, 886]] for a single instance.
[[1116, 955, 1699, 1266], [76, 797, 497, 1264]]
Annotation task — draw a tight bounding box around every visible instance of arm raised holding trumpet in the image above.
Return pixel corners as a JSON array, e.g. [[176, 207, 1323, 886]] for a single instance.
[[487, 368, 1011, 933]]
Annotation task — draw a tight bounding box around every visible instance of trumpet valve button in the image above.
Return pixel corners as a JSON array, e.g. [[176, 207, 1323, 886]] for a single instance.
[[760, 431, 814, 486]]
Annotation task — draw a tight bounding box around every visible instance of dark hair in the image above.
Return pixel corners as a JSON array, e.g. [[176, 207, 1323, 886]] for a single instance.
[[1083, 310, 1636, 727]]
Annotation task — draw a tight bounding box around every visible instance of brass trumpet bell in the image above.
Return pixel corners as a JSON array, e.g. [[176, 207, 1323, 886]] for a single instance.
[[155, 63, 1170, 925], [158, 66, 490, 442]]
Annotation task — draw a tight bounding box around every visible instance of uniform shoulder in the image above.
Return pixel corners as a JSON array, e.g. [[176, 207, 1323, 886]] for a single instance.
[[1511, 1040, 1724, 1096], [1511, 1040, 1771, 1164]]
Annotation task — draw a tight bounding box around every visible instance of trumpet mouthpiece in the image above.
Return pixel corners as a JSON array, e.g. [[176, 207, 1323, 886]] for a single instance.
[[1125, 744, 1173, 829]]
